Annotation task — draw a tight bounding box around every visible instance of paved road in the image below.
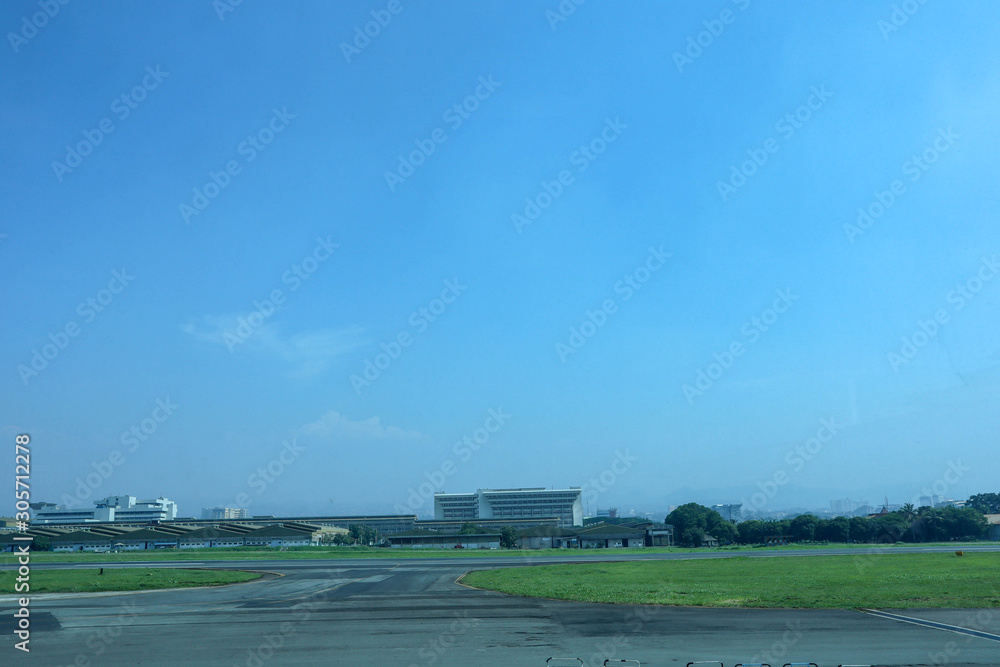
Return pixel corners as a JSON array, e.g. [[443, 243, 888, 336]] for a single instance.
[[2, 546, 999, 665]]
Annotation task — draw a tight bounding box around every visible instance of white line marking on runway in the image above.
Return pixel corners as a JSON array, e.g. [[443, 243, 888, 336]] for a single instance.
[[862, 608, 1000, 642]]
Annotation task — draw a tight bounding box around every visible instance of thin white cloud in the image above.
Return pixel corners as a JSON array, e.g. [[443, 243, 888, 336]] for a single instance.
[[300, 410, 427, 441], [181, 316, 365, 377], [180, 314, 233, 345]]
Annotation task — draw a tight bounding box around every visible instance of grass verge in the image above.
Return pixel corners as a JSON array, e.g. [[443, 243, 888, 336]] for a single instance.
[[1, 546, 679, 564], [0, 567, 262, 593], [460, 552, 1000, 608], [1, 541, 990, 565]]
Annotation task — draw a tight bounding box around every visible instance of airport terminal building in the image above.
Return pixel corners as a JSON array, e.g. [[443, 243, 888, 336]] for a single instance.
[[434, 487, 583, 527]]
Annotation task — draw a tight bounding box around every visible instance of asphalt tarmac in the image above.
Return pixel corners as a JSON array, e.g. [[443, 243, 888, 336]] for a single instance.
[[2, 545, 999, 666]]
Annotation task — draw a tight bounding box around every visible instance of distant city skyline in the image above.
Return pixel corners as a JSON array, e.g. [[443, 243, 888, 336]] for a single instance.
[[24, 481, 982, 524]]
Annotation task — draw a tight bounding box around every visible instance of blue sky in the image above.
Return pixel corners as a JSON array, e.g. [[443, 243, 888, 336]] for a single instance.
[[3, 1, 999, 519]]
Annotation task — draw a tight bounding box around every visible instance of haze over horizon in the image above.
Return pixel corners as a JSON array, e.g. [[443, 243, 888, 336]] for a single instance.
[[4, 2, 998, 522]]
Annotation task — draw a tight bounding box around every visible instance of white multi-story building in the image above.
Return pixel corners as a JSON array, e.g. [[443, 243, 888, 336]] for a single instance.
[[433, 488, 583, 527], [434, 493, 479, 521], [32, 496, 178, 525], [201, 507, 250, 520], [711, 504, 743, 522]]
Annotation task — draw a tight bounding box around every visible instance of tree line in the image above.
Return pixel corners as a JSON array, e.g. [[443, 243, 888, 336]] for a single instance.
[[458, 521, 519, 548], [666, 501, 992, 548], [320, 524, 383, 546]]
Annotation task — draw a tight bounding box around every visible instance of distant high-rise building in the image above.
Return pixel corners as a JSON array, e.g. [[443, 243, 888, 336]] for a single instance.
[[830, 498, 873, 516], [853, 502, 872, 516], [830, 498, 854, 514], [202, 507, 250, 520], [711, 504, 743, 522]]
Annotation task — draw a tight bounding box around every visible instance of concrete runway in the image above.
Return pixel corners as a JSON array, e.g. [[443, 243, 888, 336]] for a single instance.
[[2, 545, 999, 666]]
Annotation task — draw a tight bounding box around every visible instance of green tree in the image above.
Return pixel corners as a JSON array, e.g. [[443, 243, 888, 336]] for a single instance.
[[918, 509, 945, 542], [459, 522, 481, 535], [967, 493, 1000, 514], [737, 519, 766, 545], [679, 526, 706, 548], [31, 535, 51, 551], [667, 504, 705, 530], [873, 513, 910, 543], [922, 506, 988, 541], [712, 520, 738, 545], [849, 516, 875, 543], [952, 506, 989, 539], [346, 524, 381, 545], [665, 503, 735, 547], [899, 503, 918, 541], [499, 526, 518, 549], [789, 514, 819, 542], [817, 516, 849, 542]]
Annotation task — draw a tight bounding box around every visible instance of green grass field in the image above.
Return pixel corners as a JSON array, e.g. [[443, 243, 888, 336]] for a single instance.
[[1, 545, 679, 564], [460, 552, 1000, 608], [0, 567, 262, 594], [1, 541, 988, 565]]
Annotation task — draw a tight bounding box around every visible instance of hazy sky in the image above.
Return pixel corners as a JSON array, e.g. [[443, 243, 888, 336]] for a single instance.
[[3, 1, 998, 519]]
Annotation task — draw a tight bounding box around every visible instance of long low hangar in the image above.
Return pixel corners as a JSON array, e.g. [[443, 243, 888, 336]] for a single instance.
[[0, 521, 336, 551]]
